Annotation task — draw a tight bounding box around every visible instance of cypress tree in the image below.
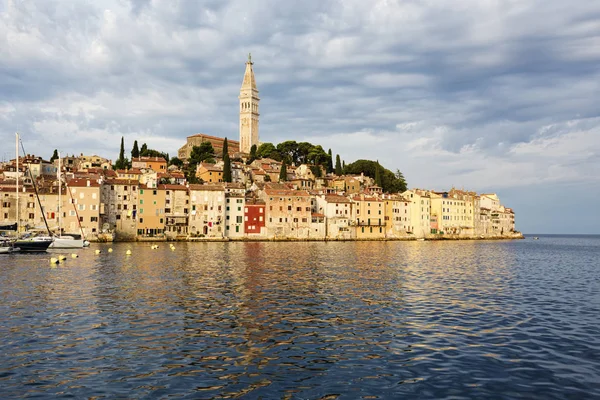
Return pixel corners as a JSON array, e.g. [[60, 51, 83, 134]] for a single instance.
[[140, 143, 148, 157], [279, 162, 287, 182], [131, 140, 140, 159], [222, 137, 229, 159], [223, 154, 232, 183], [335, 154, 342, 176], [248, 144, 257, 164], [115, 137, 126, 169], [50, 149, 59, 163], [327, 149, 333, 173]]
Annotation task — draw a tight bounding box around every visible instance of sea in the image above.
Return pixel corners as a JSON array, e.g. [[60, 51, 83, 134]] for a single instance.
[[0, 235, 599, 399]]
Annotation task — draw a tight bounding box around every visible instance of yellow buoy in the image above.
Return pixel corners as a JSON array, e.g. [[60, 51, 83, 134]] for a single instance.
[[95, 249, 101, 254], [58, 255, 67, 261], [126, 249, 132, 255], [71, 254, 78, 258], [50, 257, 59, 264], [108, 248, 113, 253]]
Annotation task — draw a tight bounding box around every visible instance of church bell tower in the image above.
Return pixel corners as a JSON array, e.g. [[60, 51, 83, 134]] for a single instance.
[[239, 53, 260, 153]]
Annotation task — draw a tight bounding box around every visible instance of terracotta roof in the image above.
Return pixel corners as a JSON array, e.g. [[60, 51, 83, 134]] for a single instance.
[[67, 178, 101, 188], [187, 133, 240, 145], [116, 168, 142, 174], [264, 189, 310, 196], [132, 156, 167, 163], [158, 184, 189, 191], [324, 195, 353, 204], [188, 184, 225, 191]]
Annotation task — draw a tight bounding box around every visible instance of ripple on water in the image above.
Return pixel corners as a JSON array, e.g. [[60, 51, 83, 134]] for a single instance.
[[0, 238, 599, 398]]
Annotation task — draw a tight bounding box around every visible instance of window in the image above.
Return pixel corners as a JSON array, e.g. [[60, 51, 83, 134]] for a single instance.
[[139, 218, 143, 223], [29, 213, 35, 219], [91, 217, 98, 222]]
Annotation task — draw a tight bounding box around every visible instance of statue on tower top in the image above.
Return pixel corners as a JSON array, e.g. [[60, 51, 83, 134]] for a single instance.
[[248, 53, 252, 63]]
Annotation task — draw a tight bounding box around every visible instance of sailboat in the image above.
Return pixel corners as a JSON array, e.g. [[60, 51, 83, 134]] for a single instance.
[[13, 133, 53, 252], [49, 151, 89, 249]]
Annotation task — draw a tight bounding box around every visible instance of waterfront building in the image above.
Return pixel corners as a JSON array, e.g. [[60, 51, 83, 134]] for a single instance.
[[314, 194, 354, 240], [224, 183, 246, 238], [239, 54, 260, 153], [263, 188, 311, 238], [162, 184, 189, 239], [402, 189, 431, 238], [480, 193, 501, 211], [430, 191, 473, 236], [137, 184, 166, 237], [244, 198, 266, 236], [188, 184, 225, 237], [384, 194, 412, 238], [101, 179, 138, 239], [64, 178, 102, 238], [352, 194, 386, 239]]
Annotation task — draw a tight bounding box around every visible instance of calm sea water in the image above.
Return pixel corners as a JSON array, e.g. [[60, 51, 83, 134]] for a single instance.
[[1, 236, 599, 399]]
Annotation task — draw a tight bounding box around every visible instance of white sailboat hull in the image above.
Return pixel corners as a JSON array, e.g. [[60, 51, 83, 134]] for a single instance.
[[49, 236, 89, 249]]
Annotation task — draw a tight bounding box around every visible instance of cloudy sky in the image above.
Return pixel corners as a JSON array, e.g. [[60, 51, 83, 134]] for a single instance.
[[1, 0, 599, 234]]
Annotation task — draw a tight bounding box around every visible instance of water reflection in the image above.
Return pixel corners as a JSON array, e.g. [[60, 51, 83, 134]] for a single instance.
[[0, 238, 599, 398]]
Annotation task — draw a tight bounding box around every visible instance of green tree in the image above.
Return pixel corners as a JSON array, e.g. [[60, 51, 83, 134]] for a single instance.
[[327, 149, 333, 173], [247, 144, 257, 164], [297, 142, 313, 164], [279, 162, 287, 182], [256, 143, 281, 160], [310, 165, 323, 178], [222, 137, 229, 159], [115, 136, 129, 170], [140, 143, 148, 157], [335, 154, 342, 176], [375, 161, 383, 187], [394, 170, 407, 192], [169, 157, 183, 168], [184, 142, 215, 183], [277, 140, 299, 165], [344, 159, 407, 193], [223, 155, 232, 183], [131, 140, 140, 159], [50, 149, 59, 163], [189, 142, 215, 164]]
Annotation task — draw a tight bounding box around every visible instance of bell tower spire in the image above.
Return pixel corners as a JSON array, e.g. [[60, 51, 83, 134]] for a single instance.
[[239, 53, 259, 153]]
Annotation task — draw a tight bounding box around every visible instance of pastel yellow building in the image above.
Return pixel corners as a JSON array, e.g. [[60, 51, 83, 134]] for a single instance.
[[352, 194, 386, 239], [137, 185, 166, 237]]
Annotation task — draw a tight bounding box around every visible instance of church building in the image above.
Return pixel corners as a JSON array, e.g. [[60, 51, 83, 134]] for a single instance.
[[178, 55, 260, 160], [238, 54, 260, 153]]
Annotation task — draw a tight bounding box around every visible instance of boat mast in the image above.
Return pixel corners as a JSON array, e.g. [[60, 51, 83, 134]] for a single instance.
[[58, 151, 61, 236], [15, 133, 19, 235]]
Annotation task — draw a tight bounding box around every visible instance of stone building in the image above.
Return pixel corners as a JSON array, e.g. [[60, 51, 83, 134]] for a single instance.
[[188, 184, 225, 237], [177, 134, 239, 161]]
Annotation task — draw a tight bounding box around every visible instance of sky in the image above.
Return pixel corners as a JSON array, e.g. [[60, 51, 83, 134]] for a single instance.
[[1, 0, 599, 234]]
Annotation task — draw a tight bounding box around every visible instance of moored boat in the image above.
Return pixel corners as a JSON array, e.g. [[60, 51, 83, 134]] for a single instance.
[[0, 237, 19, 254], [50, 235, 90, 249], [14, 235, 53, 252]]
